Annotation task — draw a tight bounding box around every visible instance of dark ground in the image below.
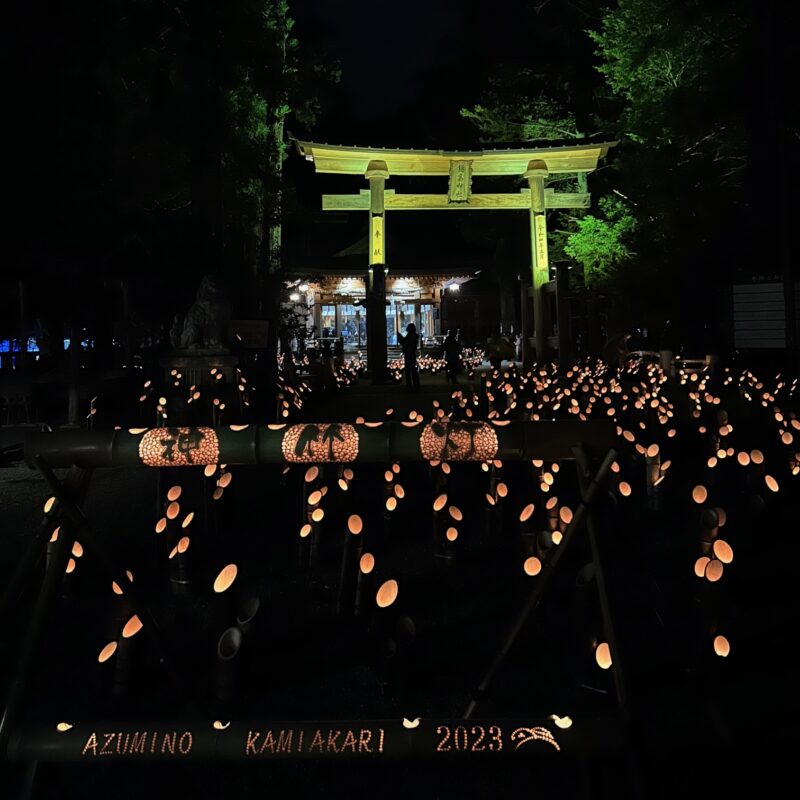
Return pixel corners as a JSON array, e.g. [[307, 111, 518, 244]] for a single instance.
[[2, 370, 799, 797]]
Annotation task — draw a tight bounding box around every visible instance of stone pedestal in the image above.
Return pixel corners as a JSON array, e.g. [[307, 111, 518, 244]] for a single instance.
[[160, 352, 239, 386]]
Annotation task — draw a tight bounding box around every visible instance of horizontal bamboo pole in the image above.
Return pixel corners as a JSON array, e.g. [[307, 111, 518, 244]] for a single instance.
[[24, 421, 614, 468], [8, 717, 623, 761]]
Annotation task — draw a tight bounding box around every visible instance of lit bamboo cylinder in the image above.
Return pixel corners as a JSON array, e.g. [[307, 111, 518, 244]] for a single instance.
[[545, 495, 560, 532], [337, 515, 363, 616], [354, 550, 376, 618], [519, 503, 536, 557], [113, 613, 144, 699], [432, 492, 456, 566], [373, 577, 401, 660], [644, 443, 661, 497]]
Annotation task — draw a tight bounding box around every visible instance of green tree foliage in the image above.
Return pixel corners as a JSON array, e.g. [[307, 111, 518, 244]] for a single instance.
[[460, 69, 582, 142], [587, 0, 751, 345], [563, 196, 637, 289], [588, 0, 747, 182]]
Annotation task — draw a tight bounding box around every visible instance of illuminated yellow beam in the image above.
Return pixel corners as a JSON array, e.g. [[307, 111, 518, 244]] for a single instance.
[[297, 140, 617, 176], [322, 189, 590, 212]]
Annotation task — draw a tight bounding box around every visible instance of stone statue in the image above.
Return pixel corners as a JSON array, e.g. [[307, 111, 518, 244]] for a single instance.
[[173, 275, 231, 351]]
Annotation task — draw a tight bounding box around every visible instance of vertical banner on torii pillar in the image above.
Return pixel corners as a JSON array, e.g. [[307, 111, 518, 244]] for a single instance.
[[370, 215, 384, 266], [533, 213, 549, 286]]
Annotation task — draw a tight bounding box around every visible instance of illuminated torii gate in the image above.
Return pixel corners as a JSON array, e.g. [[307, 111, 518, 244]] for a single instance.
[[296, 140, 616, 378]]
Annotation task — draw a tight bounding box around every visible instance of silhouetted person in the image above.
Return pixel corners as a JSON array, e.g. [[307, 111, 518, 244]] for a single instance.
[[443, 330, 461, 384], [334, 336, 344, 367], [321, 341, 335, 388], [398, 323, 420, 390]]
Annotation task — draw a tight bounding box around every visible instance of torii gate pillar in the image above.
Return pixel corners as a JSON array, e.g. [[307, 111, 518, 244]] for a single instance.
[[524, 159, 550, 363], [365, 160, 389, 382]]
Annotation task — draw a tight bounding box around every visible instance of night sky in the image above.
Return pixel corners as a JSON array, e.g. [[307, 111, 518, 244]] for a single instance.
[[292, 0, 605, 147]]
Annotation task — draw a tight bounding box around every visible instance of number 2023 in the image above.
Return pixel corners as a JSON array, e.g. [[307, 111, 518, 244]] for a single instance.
[[436, 725, 503, 752]]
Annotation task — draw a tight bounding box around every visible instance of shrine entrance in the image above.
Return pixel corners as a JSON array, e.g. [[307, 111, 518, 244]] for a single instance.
[[296, 140, 617, 381]]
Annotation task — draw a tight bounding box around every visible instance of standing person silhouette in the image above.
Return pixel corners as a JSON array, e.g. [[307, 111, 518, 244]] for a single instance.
[[443, 329, 461, 384], [398, 323, 420, 390]]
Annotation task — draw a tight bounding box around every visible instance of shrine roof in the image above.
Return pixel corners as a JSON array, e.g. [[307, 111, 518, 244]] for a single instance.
[[294, 139, 617, 176]]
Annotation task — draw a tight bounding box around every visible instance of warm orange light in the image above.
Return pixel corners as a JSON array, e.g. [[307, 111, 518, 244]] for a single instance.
[[385, 497, 397, 512], [72, 541, 83, 558], [737, 451, 750, 466], [344, 468, 354, 481], [750, 449, 764, 465], [523, 557, 542, 576], [98, 641, 117, 663], [204, 464, 217, 478], [307, 490, 322, 506], [496, 482, 508, 498], [646, 444, 659, 458], [213, 564, 238, 593], [694, 556, 711, 578], [559, 507, 573, 525], [122, 614, 143, 638], [182, 512, 194, 529], [166, 501, 180, 520], [167, 486, 182, 502], [446, 527, 458, 541], [713, 635, 730, 657], [433, 494, 448, 512], [519, 503, 535, 523], [218, 472, 232, 488], [65, 558, 76, 574], [692, 485, 708, 504], [546, 496, 559, 510], [57, 722, 73, 732], [360, 552, 375, 574], [177, 536, 190, 554], [282, 423, 359, 463], [311, 508, 325, 522], [619, 482, 632, 497], [595, 642, 612, 669], [552, 531, 563, 545], [347, 514, 363, 535], [44, 496, 56, 514], [376, 579, 399, 608], [713, 539, 734, 564], [395, 484, 405, 499], [765, 474, 779, 492], [705, 559, 724, 582], [299, 523, 312, 538], [448, 506, 463, 522]]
